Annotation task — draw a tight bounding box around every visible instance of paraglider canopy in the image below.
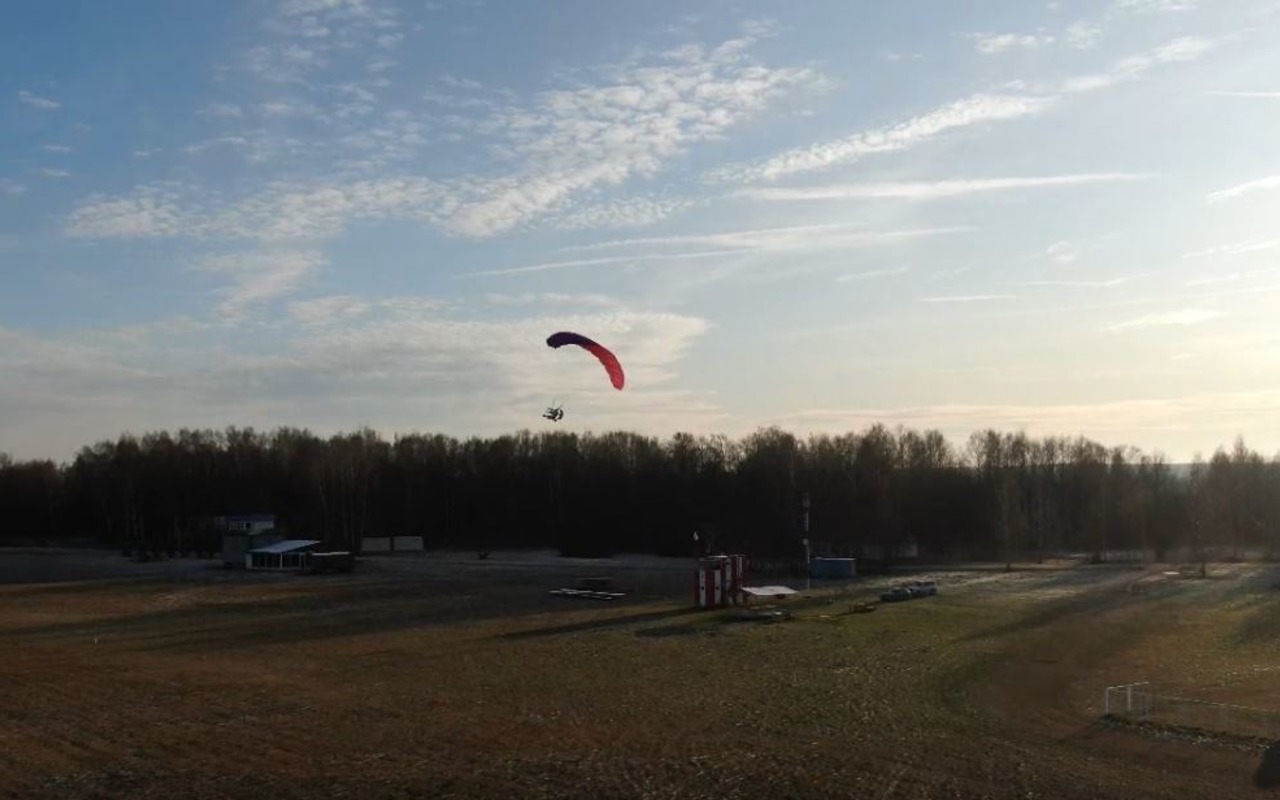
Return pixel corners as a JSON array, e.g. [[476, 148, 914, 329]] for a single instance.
[[545, 331, 624, 390]]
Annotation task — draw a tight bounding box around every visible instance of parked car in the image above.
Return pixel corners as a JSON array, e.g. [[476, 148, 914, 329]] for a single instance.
[[880, 586, 912, 602], [907, 580, 937, 596]]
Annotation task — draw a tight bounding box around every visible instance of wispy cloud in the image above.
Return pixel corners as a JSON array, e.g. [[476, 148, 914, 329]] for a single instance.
[[767, 388, 1280, 444], [1113, 0, 1199, 11], [18, 89, 60, 110], [563, 223, 973, 253], [1019, 275, 1147, 288], [69, 27, 821, 241], [286, 294, 448, 327], [1106, 308, 1224, 331], [41, 145, 74, 154], [1045, 241, 1081, 264], [66, 178, 446, 241], [1062, 36, 1214, 93], [1182, 239, 1279, 258], [721, 34, 1212, 189], [1184, 267, 1280, 288], [918, 294, 1017, 303], [836, 266, 910, 282], [0, 179, 26, 197], [484, 292, 620, 308], [438, 25, 821, 236], [1209, 90, 1280, 98], [200, 102, 244, 118], [245, 0, 401, 83], [712, 94, 1054, 183], [465, 249, 746, 278], [548, 196, 695, 232], [736, 173, 1152, 202], [40, 168, 70, 179], [969, 32, 1055, 55], [195, 250, 326, 320], [1206, 175, 1280, 202], [0, 307, 722, 459], [1066, 23, 1103, 49]]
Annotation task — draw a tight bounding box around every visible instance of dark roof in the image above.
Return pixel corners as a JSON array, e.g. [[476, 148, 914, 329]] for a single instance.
[[249, 539, 321, 554]]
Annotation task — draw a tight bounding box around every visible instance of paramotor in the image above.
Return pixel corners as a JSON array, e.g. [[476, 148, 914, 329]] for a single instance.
[[545, 331, 624, 390]]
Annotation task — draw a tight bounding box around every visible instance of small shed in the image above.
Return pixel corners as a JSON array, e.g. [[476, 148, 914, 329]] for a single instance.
[[246, 539, 322, 571]]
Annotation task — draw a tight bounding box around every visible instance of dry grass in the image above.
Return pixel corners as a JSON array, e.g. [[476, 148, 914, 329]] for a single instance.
[[1, 551, 1278, 799]]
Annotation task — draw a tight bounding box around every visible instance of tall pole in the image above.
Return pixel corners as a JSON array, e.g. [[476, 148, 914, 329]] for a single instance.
[[802, 490, 811, 590]]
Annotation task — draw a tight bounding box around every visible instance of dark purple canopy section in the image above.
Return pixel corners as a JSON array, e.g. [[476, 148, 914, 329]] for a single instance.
[[546, 331, 624, 390]]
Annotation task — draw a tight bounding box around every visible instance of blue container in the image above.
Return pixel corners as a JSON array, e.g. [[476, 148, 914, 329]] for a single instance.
[[809, 557, 856, 579]]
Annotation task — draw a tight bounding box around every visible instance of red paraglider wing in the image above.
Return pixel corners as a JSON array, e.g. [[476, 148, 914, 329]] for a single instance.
[[546, 331, 624, 390]]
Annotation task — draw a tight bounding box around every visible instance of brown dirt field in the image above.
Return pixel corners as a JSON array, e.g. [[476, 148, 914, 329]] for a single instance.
[[1, 549, 1278, 799]]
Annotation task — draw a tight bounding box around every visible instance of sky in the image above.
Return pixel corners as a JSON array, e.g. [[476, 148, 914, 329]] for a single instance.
[[3, 0, 1280, 462]]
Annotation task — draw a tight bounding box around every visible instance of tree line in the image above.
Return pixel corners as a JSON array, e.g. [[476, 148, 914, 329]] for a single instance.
[[1, 426, 1278, 567]]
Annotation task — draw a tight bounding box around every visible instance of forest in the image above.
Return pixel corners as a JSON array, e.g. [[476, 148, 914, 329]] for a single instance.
[[1, 425, 1278, 566]]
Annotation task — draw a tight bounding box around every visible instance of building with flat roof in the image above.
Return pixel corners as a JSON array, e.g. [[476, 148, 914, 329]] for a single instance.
[[246, 539, 322, 571]]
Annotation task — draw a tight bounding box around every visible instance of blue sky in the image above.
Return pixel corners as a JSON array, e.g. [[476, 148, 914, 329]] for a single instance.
[[4, 0, 1280, 461]]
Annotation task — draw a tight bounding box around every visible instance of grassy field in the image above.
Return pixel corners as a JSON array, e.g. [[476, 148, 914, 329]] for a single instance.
[[2, 549, 1279, 799]]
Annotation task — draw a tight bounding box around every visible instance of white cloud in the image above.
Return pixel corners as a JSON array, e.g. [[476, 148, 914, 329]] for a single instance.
[[918, 294, 1017, 303], [438, 28, 821, 236], [0, 179, 26, 197], [1106, 309, 1224, 331], [65, 178, 450, 241], [245, 0, 401, 84], [1113, 0, 1199, 11], [1208, 91, 1280, 98], [40, 169, 71, 179], [286, 295, 374, 326], [201, 103, 245, 118], [183, 136, 252, 155], [1062, 36, 1215, 93], [836, 266, 910, 281], [1066, 23, 1103, 49], [18, 90, 60, 110], [41, 145, 74, 154], [1206, 175, 1280, 202], [286, 294, 448, 327], [196, 250, 326, 320], [736, 173, 1152, 202], [0, 305, 723, 459], [1182, 240, 1279, 258], [767, 389, 1280, 446], [484, 292, 620, 308], [259, 100, 319, 117], [1046, 240, 1080, 264], [70, 27, 821, 241], [466, 249, 747, 278], [65, 184, 194, 238], [1184, 266, 1280, 288], [548, 195, 695, 231], [563, 222, 972, 254], [1020, 275, 1145, 288], [970, 32, 1055, 55], [713, 93, 1054, 183]]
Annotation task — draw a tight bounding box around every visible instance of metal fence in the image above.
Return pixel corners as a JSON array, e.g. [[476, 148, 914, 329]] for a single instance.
[[1104, 682, 1280, 740]]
